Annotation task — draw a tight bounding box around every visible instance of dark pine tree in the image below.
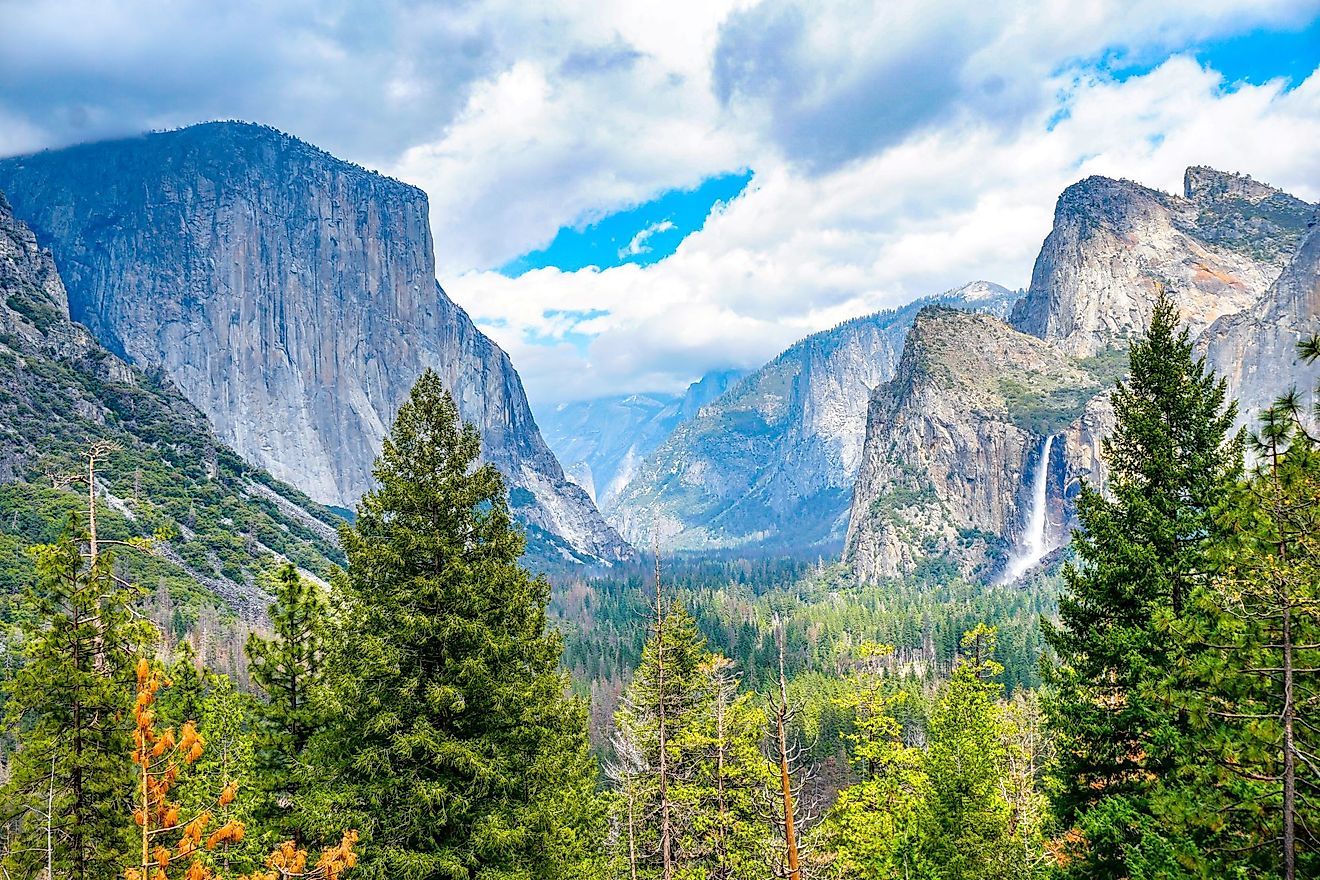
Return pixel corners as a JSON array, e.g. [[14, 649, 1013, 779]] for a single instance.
[[1042, 292, 1241, 879], [305, 369, 601, 879]]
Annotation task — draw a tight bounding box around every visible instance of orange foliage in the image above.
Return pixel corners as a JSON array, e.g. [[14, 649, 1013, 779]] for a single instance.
[[125, 656, 358, 880]]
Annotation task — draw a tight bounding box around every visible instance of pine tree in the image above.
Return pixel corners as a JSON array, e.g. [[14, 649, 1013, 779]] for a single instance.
[[611, 597, 711, 879], [918, 627, 1020, 880], [1042, 293, 1241, 878], [1161, 349, 1320, 879], [306, 369, 600, 879], [1, 526, 146, 880], [684, 656, 772, 880], [246, 563, 327, 840], [818, 643, 926, 880], [1, 442, 157, 880]]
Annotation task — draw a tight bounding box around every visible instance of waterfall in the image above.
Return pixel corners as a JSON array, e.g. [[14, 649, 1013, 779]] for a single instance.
[[1003, 434, 1055, 582]]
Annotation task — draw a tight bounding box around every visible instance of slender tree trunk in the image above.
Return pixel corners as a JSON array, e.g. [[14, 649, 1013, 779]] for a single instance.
[[45, 755, 55, 880], [1281, 586, 1296, 880], [626, 784, 639, 880], [775, 618, 800, 880], [714, 681, 729, 880], [654, 549, 673, 880]]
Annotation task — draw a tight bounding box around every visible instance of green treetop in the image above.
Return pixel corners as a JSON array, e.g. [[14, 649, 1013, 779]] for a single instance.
[[305, 369, 600, 880]]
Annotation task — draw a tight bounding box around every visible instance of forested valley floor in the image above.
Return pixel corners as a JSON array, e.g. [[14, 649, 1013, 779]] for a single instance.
[[1, 298, 1317, 879]]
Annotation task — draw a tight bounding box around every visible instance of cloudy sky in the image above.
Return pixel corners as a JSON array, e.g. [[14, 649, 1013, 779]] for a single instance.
[[3, 1, 1319, 413]]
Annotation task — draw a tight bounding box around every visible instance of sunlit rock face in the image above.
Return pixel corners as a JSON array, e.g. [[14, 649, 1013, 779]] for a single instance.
[[1011, 167, 1313, 356], [607, 282, 1019, 552], [847, 168, 1316, 583], [0, 122, 631, 564], [1203, 217, 1320, 433], [844, 307, 1104, 582]]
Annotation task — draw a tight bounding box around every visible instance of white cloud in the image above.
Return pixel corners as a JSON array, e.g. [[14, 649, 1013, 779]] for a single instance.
[[619, 220, 676, 258], [445, 55, 1320, 409]]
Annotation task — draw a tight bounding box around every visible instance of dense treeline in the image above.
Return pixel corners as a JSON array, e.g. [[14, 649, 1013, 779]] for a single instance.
[[0, 300, 1316, 878]]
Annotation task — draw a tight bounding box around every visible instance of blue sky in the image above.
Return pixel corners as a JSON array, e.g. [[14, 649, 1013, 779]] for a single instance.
[[3, 0, 1319, 406], [1096, 14, 1320, 86], [499, 171, 752, 276]]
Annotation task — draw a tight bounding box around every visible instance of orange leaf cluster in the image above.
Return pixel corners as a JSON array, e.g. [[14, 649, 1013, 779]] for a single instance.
[[237, 831, 359, 880]]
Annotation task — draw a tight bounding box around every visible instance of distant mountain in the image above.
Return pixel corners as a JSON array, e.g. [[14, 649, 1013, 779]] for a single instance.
[[539, 369, 746, 506], [0, 122, 631, 565], [0, 187, 343, 617], [607, 282, 1020, 551], [847, 167, 1317, 582]]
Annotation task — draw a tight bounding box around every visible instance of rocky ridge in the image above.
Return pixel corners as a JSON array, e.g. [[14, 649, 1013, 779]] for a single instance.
[[847, 167, 1317, 582], [1010, 167, 1313, 356], [844, 307, 1106, 581], [0, 122, 631, 564], [608, 282, 1019, 550], [539, 368, 747, 506]]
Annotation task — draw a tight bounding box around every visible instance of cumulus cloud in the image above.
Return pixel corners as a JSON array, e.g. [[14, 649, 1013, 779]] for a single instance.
[[3, 0, 1319, 415], [447, 56, 1320, 407], [711, 0, 1319, 171]]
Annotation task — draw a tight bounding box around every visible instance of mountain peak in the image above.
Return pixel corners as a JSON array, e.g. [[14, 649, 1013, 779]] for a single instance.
[[1184, 165, 1287, 205]]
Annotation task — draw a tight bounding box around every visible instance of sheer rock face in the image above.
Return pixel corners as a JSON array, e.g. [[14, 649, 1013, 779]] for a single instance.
[[0, 122, 631, 564], [847, 168, 1315, 582], [1203, 217, 1320, 431], [844, 308, 1104, 582], [1010, 169, 1314, 356], [607, 282, 1019, 551]]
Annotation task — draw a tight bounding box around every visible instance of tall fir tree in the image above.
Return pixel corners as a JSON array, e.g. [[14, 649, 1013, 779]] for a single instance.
[[246, 562, 328, 841], [918, 627, 1022, 880], [304, 369, 601, 879], [1042, 293, 1241, 878]]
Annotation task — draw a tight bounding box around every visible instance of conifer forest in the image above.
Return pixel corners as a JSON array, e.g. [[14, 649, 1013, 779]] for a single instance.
[[2, 4, 1319, 877]]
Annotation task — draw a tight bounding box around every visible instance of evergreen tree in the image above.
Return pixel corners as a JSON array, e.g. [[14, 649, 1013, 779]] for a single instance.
[[306, 369, 600, 879], [918, 627, 1021, 880], [1043, 293, 1241, 878], [611, 599, 711, 879], [246, 562, 327, 840], [1162, 357, 1320, 879], [684, 656, 772, 880], [1, 519, 150, 880], [818, 643, 926, 880]]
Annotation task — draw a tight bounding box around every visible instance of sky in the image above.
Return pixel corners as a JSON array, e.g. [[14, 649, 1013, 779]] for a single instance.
[[2, 1, 1319, 411]]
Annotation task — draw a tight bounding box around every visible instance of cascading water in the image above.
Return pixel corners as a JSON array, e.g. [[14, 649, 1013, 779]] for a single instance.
[[1002, 434, 1055, 582]]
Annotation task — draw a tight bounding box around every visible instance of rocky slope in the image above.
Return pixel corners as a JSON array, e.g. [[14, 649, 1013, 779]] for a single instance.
[[0, 188, 344, 618], [1011, 167, 1313, 355], [539, 368, 746, 506], [0, 122, 630, 564], [844, 308, 1107, 582], [608, 282, 1019, 550], [849, 167, 1315, 582], [1203, 215, 1320, 430]]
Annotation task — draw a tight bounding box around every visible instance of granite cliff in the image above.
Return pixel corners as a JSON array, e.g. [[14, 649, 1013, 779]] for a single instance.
[[0, 187, 344, 616], [608, 282, 1019, 550], [0, 122, 631, 564], [844, 308, 1108, 582], [1010, 167, 1313, 355], [848, 167, 1316, 582]]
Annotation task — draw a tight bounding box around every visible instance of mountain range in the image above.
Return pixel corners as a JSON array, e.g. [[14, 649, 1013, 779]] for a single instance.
[[2, 120, 1315, 593]]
